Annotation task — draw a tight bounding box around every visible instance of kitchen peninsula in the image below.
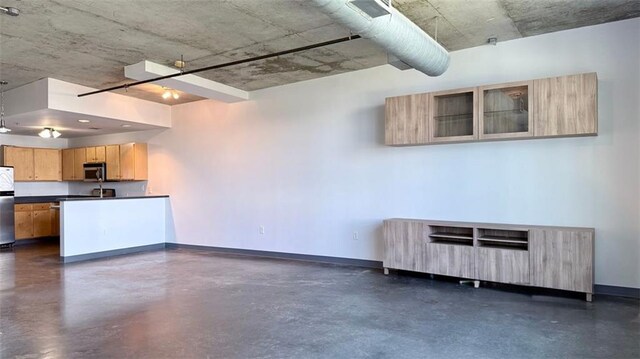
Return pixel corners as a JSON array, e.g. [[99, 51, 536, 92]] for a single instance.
[[59, 195, 169, 262]]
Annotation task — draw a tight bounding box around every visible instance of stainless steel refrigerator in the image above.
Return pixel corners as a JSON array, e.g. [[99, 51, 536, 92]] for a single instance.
[[0, 166, 15, 246]]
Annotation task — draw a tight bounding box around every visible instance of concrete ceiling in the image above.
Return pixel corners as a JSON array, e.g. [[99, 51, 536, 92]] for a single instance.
[[1, 0, 638, 105]]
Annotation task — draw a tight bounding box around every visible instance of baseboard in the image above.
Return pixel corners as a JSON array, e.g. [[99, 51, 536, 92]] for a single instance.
[[165, 243, 382, 269], [62, 243, 166, 263], [594, 284, 640, 299]]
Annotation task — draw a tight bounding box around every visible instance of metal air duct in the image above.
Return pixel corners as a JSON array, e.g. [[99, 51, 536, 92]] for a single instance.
[[312, 0, 449, 76]]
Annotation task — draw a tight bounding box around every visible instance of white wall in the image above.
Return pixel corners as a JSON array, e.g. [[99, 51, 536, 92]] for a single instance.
[[0, 134, 70, 195], [67, 19, 640, 288]]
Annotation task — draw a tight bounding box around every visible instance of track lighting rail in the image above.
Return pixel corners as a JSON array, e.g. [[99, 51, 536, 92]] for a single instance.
[[78, 34, 362, 98]]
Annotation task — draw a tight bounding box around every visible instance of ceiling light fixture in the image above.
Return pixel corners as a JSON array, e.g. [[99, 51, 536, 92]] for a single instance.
[[0, 80, 10, 133], [39, 127, 62, 139], [161, 87, 180, 100], [121, 124, 131, 128], [78, 119, 90, 123]]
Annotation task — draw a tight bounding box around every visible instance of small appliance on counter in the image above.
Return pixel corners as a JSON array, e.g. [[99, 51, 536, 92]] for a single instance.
[[92, 188, 116, 198], [0, 166, 15, 247]]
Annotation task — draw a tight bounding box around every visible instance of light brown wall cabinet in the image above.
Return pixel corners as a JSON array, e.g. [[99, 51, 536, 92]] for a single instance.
[[103, 143, 148, 181], [1, 146, 61, 181], [14, 203, 59, 240], [383, 219, 595, 301], [384, 73, 597, 146]]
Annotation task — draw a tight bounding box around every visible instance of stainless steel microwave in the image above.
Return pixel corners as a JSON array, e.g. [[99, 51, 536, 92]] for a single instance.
[[83, 163, 107, 182]]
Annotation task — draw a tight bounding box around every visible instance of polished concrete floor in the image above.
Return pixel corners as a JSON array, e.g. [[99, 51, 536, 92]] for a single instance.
[[1, 242, 639, 359]]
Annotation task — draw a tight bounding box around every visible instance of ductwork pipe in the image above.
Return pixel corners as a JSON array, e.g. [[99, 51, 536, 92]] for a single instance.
[[312, 0, 450, 76]]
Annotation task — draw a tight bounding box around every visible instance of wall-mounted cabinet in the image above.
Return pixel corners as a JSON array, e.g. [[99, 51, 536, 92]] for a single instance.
[[383, 219, 595, 301], [385, 94, 430, 145], [85, 146, 106, 163], [385, 73, 597, 146], [479, 81, 533, 139], [1, 146, 61, 182], [430, 88, 477, 143]]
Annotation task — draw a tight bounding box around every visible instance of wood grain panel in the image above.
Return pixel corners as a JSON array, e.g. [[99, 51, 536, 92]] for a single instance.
[[530, 229, 594, 293], [73, 148, 86, 181], [534, 73, 597, 136], [105, 145, 120, 180], [33, 209, 52, 237], [94, 146, 106, 162], [120, 143, 135, 180], [3, 146, 34, 181], [14, 210, 33, 240], [383, 220, 428, 272], [62, 149, 75, 181], [425, 243, 475, 278], [34, 148, 61, 181], [476, 247, 529, 284], [385, 94, 430, 145], [85, 147, 96, 162], [134, 143, 148, 180]]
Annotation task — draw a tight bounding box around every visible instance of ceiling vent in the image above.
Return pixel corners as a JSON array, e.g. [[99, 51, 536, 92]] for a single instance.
[[312, 0, 449, 76]]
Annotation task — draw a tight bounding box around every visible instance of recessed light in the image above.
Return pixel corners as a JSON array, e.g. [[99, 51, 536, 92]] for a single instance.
[[78, 119, 90, 123], [121, 124, 132, 128]]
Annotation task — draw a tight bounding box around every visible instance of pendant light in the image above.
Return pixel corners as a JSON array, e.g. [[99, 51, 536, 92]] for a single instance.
[[0, 80, 10, 133]]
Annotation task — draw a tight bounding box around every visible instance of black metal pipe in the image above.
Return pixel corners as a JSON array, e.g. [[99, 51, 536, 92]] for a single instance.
[[78, 34, 362, 98]]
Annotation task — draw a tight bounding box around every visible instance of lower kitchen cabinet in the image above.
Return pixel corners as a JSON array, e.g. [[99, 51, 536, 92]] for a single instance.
[[383, 219, 595, 301], [14, 203, 60, 240]]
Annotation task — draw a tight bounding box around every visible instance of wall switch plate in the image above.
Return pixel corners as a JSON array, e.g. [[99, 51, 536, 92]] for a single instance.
[[353, 231, 358, 240], [259, 226, 265, 235]]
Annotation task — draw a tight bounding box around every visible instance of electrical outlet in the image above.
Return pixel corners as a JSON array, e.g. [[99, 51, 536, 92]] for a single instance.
[[148, 187, 153, 194], [353, 231, 358, 240], [259, 226, 265, 235]]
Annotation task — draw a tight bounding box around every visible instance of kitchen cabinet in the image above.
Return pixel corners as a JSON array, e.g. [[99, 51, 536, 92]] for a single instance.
[[384, 94, 430, 145], [13, 203, 59, 240], [533, 73, 597, 137], [62, 148, 86, 181], [2, 146, 34, 181], [14, 204, 34, 240], [105, 145, 121, 180], [119, 143, 148, 181], [2, 146, 61, 182], [86, 146, 106, 163], [34, 148, 62, 181]]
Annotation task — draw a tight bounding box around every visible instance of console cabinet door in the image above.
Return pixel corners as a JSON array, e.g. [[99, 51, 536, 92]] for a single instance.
[[533, 73, 597, 136], [476, 248, 529, 284], [530, 229, 594, 293], [383, 220, 427, 272], [425, 243, 475, 279], [385, 94, 430, 145]]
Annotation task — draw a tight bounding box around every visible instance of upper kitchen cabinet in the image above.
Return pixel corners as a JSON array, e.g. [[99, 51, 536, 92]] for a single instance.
[[2, 146, 34, 181], [429, 87, 478, 143], [33, 148, 62, 181], [2, 146, 61, 182], [533, 73, 597, 137], [479, 81, 533, 139], [385, 94, 430, 146], [62, 148, 87, 181], [120, 143, 148, 181], [105, 145, 121, 181], [85, 146, 106, 163]]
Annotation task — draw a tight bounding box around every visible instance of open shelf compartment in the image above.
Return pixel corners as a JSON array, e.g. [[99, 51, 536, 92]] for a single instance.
[[477, 228, 528, 251], [428, 225, 474, 246]]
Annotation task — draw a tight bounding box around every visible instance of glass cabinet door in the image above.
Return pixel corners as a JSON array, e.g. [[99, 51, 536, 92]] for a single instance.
[[430, 88, 478, 142], [479, 81, 533, 139]]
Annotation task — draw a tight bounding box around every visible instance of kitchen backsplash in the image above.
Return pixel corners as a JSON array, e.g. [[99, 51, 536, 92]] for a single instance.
[[68, 181, 148, 197]]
